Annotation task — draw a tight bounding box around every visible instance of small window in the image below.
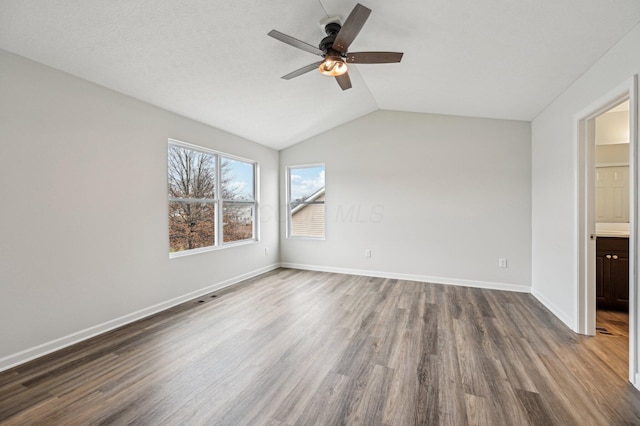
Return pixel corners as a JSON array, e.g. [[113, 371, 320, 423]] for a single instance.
[[287, 164, 325, 238], [168, 140, 257, 256]]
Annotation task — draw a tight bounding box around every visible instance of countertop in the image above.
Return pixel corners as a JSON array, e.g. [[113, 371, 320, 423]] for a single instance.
[[596, 222, 630, 238]]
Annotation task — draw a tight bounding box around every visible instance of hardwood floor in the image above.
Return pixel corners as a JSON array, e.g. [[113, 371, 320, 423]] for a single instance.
[[595, 309, 629, 381], [1, 268, 640, 425]]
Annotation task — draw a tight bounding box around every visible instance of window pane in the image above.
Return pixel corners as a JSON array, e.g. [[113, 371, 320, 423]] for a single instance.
[[288, 165, 325, 238], [221, 157, 254, 201], [289, 166, 324, 203], [223, 203, 254, 243], [169, 202, 215, 252], [168, 145, 216, 199], [290, 202, 325, 238], [168, 140, 259, 255]]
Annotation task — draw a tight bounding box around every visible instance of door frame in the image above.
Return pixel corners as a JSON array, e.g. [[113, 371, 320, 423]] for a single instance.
[[576, 75, 638, 388]]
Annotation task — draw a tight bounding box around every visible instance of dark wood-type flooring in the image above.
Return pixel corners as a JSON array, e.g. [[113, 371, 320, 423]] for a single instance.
[[595, 309, 630, 381], [1, 268, 639, 425]]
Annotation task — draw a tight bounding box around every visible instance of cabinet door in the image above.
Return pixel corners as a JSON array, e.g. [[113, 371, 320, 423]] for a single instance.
[[595, 251, 607, 304], [595, 237, 629, 311], [596, 166, 629, 223], [610, 252, 629, 309]]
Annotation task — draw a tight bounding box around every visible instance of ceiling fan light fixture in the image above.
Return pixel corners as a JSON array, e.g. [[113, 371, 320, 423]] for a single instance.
[[268, 3, 403, 90], [319, 56, 347, 76]]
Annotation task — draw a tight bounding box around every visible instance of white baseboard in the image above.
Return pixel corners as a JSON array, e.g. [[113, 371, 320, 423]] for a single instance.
[[635, 373, 640, 391], [0, 263, 280, 373], [531, 288, 575, 330], [279, 262, 531, 293]]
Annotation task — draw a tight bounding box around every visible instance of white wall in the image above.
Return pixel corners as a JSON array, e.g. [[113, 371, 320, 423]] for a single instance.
[[596, 144, 629, 164], [531, 23, 640, 330], [596, 110, 630, 145], [280, 110, 532, 290], [0, 50, 280, 370]]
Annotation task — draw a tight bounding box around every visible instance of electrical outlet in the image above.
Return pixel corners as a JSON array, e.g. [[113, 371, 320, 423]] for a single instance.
[[365, 249, 371, 258], [498, 258, 507, 268]]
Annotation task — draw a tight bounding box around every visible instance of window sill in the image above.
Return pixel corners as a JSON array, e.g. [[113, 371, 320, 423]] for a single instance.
[[287, 236, 326, 241], [169, 239, 258, 259]]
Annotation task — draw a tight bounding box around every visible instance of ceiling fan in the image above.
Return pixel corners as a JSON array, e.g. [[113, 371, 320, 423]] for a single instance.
[[268, 3, 403, 91]]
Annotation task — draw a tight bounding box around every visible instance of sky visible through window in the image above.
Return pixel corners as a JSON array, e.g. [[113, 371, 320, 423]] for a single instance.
[[290, 166, 325, 201], [224, 158, 254, 200]]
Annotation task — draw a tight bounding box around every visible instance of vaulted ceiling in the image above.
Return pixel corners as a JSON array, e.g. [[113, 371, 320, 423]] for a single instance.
[[2, 1, 640, 150]]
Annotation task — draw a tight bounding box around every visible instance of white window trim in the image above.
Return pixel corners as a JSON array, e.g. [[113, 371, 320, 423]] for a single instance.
[[286, 163, 326, 240], [168, 138, 259, 258]]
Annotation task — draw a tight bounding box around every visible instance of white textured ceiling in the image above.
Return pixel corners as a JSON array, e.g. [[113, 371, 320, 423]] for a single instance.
[[1, 0, 640, 150]]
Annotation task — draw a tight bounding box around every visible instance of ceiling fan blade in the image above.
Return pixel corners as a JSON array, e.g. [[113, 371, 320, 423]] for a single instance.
[[333, 3, 371, 54], [335, 72, 352, 90], [268, 30, 323, 56], [282, 61, 324, 80], [346, 52, 404, 64]]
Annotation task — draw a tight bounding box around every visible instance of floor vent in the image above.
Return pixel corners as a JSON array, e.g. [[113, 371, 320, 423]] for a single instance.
[[195, 295, 218, 305], [596, 326, 613, 335]]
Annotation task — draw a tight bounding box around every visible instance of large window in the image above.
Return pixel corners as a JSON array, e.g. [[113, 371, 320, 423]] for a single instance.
[[287, 164, 325, 238], [168, 140, 257, 256]]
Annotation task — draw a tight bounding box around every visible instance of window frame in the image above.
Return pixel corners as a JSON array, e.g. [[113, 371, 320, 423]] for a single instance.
[[286, 163, 326, 240], [168, 139, 258, 258]]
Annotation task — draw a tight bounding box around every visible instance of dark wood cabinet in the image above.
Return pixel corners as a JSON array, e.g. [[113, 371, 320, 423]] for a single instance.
[[596, 237, 629, 311]]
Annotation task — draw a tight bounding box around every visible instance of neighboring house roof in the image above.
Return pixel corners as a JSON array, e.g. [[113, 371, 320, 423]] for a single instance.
[[291, 187, 325, 215]]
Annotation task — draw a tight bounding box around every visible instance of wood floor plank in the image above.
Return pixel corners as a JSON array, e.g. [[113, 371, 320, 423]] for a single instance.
[[382, 326, 422, 425], [464, 393, 494, 426], [435, 285, 468, 425], [294, 372, 352, 426], [259, 327, 352, 425], [1, 268, 640, 425], [348, 363, 394, 425], [514, 388, 556, 426]]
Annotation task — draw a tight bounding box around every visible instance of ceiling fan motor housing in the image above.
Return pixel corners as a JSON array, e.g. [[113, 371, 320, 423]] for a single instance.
[[320, 22, 343, 54]]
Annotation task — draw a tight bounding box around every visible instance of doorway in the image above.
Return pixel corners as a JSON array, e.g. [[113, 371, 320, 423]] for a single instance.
[[576, 76, 638, 388], [594, 101, 631, 312], [594, 101, 631, 381]]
